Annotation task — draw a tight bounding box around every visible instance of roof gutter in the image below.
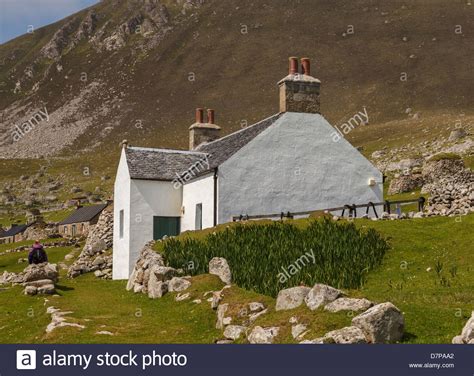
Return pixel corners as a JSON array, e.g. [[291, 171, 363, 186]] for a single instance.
[[213, 167, 218, 227]]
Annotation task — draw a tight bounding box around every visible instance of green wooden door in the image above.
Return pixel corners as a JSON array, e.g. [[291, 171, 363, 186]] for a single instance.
[[153, 216, 180, 240]]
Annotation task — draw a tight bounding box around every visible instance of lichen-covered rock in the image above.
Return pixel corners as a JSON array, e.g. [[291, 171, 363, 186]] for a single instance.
[[323, 326, 367, 344], [352, 302, 404, 343], [324, 298, 373, 313], [247, 326, 279, 344], [224, 325, 246, 340], [275, 286, 310, 311], [209, 257, 232, 284], [23, 263, 59, 283], [305, 284, 343, 311], [168, 277, 191, 292], [147, 277, 168, 299]]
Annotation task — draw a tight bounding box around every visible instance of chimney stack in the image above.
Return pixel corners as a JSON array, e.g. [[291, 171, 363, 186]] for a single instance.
[[207, 109, 215, 124], [195, 108, 204, 123], [301, 57, 310, 75], [289, 57, 298, 75], [189, 108, 221, 150], [278, 56, 321, 114]]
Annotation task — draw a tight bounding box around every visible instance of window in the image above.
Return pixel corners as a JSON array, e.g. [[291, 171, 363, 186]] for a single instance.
[[195, 203, 202, 230], [119, 210, 124, 239], [63, 226, 67, 234], [72, 224, 76, 237]]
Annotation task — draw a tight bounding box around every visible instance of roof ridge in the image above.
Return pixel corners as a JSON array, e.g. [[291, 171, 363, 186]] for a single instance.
[[128, 146, 208, 155], [195, 113, 281, 149]]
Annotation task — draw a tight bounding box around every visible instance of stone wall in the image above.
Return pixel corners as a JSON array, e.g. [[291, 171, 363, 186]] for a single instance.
[[67, 206, 113, 279]]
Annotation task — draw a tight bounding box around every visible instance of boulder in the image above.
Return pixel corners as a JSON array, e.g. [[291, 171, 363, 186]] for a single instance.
[[247, 326, 279, 344], [23, 263, 59, 283], [24, 286, 38, 295], [460, 311, 474, 344], [324, 298, 373, 313], [151, 265, 177, 282], [147, 272, 168, 299], [305, 284, 344, 311], [37, 284, 56, 295], [323, 326, 367, 344], [168, 277, 191, 292], [24, 279, 55, 288], [223, 325, 247, 340], [275, 286, 311, 311], [209, 257, 232, 284], [352, 302, 404, 343]]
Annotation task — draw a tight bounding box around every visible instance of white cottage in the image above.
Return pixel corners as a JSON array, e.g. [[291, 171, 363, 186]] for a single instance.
[[113, 57, 383, 280]]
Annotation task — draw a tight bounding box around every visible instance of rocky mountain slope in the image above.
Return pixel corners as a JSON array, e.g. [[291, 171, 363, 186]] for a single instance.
[[0, 0, 473, 212]]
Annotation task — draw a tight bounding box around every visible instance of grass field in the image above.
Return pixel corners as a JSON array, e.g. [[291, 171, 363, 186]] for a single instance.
[[0, 215, 472, 344]]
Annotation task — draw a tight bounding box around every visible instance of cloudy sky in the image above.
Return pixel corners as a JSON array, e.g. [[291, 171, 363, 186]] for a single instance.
[[0, 0, 99, 44]]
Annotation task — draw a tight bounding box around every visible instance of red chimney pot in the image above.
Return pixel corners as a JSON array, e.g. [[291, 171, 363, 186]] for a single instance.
[[301, 58, 310, 76], [195, 108, 204, 123], [289, 57, 298, 75], [207, 109, 215, 124]]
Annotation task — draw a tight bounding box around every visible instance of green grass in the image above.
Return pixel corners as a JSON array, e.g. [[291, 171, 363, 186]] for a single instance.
[[355, 215, 473, 344], [0, 245, 73, 274], [0, 215, 472, 344]]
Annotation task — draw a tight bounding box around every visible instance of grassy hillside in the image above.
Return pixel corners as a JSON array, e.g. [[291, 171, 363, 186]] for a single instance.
[[0, 0, 473, 198], [0, 215, 472, 344]]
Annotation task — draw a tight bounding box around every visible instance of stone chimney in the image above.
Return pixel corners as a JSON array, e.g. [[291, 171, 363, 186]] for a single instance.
[[278, 57, 321, 114], [189, 108, 221, 150]]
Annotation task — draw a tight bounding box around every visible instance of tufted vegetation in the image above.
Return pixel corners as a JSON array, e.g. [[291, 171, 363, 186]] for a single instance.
[[162, 218, 389, 297]]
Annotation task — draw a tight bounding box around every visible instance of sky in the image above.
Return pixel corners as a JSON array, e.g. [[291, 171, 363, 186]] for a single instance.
[[0, 0, 99, 44]]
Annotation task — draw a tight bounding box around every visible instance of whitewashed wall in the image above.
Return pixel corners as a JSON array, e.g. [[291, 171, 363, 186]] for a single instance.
[[127, 179, 182, 277], [112, 148, 132, 280], [181, 173, 216, 231], [217, 112, 383, 222]]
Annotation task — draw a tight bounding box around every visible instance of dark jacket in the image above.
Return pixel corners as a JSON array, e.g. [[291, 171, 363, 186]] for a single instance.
[[28, 245, 48, 264]]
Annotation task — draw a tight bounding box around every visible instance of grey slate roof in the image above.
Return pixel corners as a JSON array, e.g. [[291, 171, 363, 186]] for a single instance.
[[58, 204, 107, 225], [125, 148, 208, 180], [1, 224, 28, 237], [125, 113, 282, 181]]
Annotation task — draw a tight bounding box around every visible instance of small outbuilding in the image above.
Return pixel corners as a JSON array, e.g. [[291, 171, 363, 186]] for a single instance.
[[0, 224, 28, 244], [58, 203, 108, 238]]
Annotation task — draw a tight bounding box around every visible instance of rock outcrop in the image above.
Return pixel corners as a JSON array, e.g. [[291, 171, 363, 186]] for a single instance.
[[275, 286, 311, 311], [324, 298, 373, 313], [351, 302, 404, 343], [208, 257, 232, 285], [304, 283, 344, 311], [247, 326, 280, 344]]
